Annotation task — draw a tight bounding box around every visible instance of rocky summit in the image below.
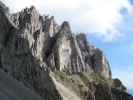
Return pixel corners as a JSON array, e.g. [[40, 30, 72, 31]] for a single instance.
[[0, 1, 133, 100]]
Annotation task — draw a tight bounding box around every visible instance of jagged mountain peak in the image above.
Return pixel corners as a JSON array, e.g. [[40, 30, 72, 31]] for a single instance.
[[0, 1, 132, 100], [76, 33, 86, 40], [59, 21, 72, 33]]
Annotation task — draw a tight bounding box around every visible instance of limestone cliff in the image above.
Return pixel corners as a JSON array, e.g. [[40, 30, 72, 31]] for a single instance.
[[0, 1, 132, 100]]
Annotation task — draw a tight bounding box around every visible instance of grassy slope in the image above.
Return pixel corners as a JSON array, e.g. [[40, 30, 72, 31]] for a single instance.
[[51, 71, 112, 100]]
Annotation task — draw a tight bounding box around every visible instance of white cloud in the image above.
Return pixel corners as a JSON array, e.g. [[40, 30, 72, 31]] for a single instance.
[[96, 30, 123, 42], [2, 0, 133, 42]]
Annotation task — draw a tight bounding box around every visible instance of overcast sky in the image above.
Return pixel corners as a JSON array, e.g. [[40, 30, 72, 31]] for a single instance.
[[2, 0, 133, 94]]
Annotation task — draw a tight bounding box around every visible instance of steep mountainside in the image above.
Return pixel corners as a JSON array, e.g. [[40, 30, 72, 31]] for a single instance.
[[0, 69, 43, 100], [0, 1, 132, 100]]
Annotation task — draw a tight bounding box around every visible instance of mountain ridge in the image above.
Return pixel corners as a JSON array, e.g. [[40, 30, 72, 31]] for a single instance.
[[0, 1, 132, 100]]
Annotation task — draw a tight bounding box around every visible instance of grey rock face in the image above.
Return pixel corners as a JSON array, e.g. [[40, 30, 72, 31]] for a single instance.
[[41, 16, 60, 37], [91, 48, 112, 79], [0, 3, 13, 51], [0, 69, 43, 100], [112, 79, 127, 92], [0, 5, 63, 100], [50, 22, 82, 73], [8, 6, 111, 79], [0, 1, 9, 13], [87, 81, 133, 100], [0, 2, 132, 100]]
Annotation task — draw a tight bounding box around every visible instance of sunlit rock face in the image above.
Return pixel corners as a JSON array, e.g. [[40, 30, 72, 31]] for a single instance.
[[0, 1, 132, 100], [7, 5, 112, 78], [91, 48, 112, 79]]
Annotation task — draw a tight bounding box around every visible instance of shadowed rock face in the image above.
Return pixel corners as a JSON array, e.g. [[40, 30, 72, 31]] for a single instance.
[[0, 1, 132, 100], [0, 69, 43, 100], [87, 81, 133, 100]]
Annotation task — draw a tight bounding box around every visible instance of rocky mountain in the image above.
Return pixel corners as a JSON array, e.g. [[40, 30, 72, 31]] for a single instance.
[[129, 90, 133, 96], [0, 1, 132, 100]]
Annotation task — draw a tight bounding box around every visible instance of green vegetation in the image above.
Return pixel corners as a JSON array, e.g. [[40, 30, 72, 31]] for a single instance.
[[52, 71, 111, 99], [78, 72, 109, 85], [53, 71, 71, 81], [77, 83, 88, 99]]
